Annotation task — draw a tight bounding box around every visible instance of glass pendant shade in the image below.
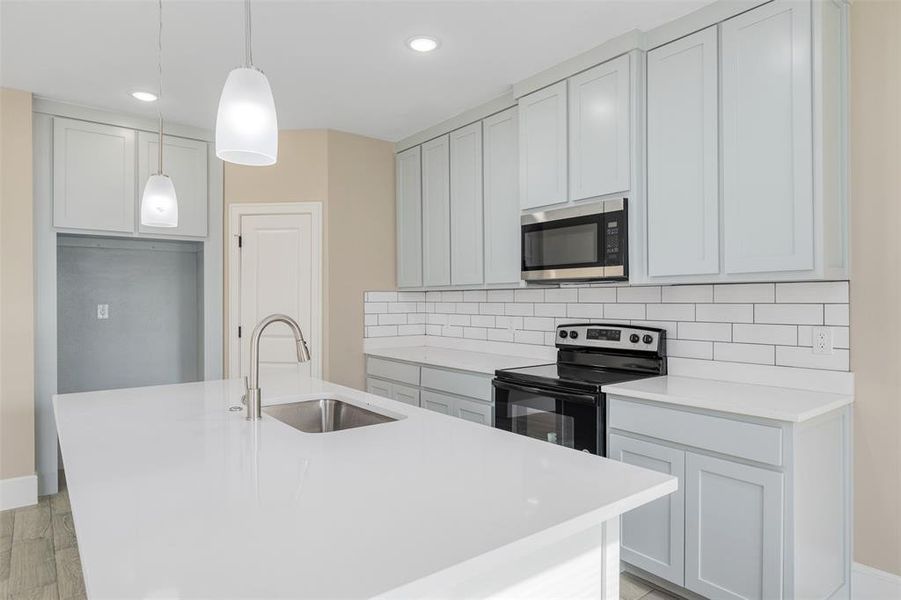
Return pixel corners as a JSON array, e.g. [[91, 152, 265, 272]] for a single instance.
[[141, 174, 179, 227], [215, 67, 278, 166]]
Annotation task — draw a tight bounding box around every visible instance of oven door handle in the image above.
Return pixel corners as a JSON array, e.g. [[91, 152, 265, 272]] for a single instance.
[[492, 380, 597, 406]]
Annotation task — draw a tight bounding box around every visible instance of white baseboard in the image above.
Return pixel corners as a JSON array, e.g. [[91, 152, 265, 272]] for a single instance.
[[0, 474, 38, 510], [853, 562, 901, 599]]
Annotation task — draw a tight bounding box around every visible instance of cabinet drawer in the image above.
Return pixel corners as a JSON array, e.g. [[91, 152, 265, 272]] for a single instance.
[[608, 397, 783, 466], [421, 367, 492, 402], [366, 357, 420, 386]]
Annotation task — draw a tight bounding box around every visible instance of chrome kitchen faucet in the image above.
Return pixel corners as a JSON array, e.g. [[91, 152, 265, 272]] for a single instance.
[[244, 314, 311, 421]]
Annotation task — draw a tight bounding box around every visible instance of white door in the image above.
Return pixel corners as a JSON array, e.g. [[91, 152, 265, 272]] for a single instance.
[[366, 377, 393, 399], [391, 383, 421, 407], [137, 132, 209, 238], [450, 122, 484, 285], [396, 146, 423, 288], [53, 117, 135, 233], [483, 107, 521, 284], [421, 390, 454, 416], [721, 0, 813, 274], [234, 207, 322, 379], [454, 397, 493, 426], [608, 434, 685, 585], [518, 80, 568, 209], [568, 55, 631, 200], [685, 452, 784, 600], [421, 135, 451, 286], [647, 26, 719, 277]]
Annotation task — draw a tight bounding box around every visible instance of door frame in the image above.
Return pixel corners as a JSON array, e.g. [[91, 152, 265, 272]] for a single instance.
[[227, 202, 323, 379]]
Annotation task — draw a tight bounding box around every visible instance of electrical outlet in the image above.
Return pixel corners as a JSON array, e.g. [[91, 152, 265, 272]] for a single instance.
[[812, 326, 833, 355], [96, 304, 109, 320]]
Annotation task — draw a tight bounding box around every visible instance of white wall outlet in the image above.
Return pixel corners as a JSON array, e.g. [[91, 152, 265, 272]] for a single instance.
[[96, 304, 109, 320], [812, 326, 833, 355]]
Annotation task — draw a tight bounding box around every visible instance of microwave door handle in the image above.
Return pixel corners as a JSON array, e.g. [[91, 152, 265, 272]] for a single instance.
[[492, 380, 597, 405]]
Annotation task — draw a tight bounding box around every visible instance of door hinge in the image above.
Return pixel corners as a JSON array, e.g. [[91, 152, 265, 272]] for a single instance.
[[238, 235, 243, 248], [238, 326, 242, 338]]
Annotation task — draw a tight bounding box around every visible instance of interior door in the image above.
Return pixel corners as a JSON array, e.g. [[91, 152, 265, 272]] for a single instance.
[[238, 212, 320, 378]]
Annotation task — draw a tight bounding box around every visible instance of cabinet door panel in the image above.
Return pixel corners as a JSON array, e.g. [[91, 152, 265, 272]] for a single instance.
[[647, 27, 719, 277], [138, 132, 208, 237], [609, 434, 685, 585], [391, 383, 421, 407], [518, 81, 567, 209], [685, 452, 784, 600], [483, 107, 521, 284], [454, 397, 493, 426], [421, 136, 451, 286], [421, 390, 453, 416], [53, 118, 135, 233], [450, 122, 484, 285], [722, 0, 813, 274], [568, 55, 630, 200], [396, 146, 423, 288], [366, 377, 393, 399]]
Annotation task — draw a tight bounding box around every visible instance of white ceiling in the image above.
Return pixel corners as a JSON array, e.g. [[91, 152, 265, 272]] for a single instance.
[[0, 0, 712, 142]]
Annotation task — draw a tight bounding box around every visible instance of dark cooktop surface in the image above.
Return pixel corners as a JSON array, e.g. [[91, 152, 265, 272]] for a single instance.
[[494, 363, 658, 393]]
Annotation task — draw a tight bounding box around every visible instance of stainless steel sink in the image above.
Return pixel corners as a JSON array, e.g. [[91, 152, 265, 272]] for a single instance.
[[262, 398, 398, 433]]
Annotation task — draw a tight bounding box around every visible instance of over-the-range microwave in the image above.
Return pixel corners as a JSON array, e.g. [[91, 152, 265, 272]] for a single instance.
[[521, 198, 628, 282]]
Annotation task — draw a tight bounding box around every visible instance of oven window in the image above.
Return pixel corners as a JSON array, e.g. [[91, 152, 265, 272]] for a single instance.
[[494, 385, 600, 454], [511, 401, 576, 448]]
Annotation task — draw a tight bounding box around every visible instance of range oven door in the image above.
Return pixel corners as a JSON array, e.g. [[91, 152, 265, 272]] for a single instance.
[[493, 379, 603, 455], [520, 198, 627, 282]]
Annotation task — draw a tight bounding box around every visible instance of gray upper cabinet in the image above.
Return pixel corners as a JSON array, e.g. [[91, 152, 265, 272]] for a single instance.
[[482, 107, 521, 284], [647, 27, 719, 278], [396, 146, 423, 288], [568, 55, 631, 201], [421, 135, 451, 287], [137, 132, 208, 238], [450, 122, 484, 285], [721, 0, 813, 275], [53, 118, 136, 233], [518, 80, 568, 210], [609, 433, 685, 585], [684, 452, 784, 600]]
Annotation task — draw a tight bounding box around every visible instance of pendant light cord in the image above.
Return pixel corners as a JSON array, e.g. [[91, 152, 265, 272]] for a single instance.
[[157, 0, 164, 174], [244, 0, 253, 67]]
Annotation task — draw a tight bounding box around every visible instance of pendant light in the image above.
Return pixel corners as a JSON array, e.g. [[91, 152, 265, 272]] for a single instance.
[[215, 0, 278, 166], [140, 0, 178, 228]]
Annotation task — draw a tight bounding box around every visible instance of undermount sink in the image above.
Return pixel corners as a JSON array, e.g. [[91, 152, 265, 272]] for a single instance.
[[262, 398, 398, 433]]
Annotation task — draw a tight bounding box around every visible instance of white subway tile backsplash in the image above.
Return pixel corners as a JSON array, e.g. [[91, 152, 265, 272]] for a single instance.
[[696, 304, 753, 323], [545, 288, 578, 303], [567, 303, 604, 319], [662, 285, 713, 303], [617, 286, 661, 303], [755, 304, 823, 325], [578, 288, 617, 303], [776, 281, 849, 303], [776, 346, 850, 371], [714, 283, 775, 303], [604, 303, 645, 320], [647, 303, 695, 322], [678, 322, 732, 342], [732, 324, 797, 346], [364, 280, 851, 374], [714, 342, 775, 365]]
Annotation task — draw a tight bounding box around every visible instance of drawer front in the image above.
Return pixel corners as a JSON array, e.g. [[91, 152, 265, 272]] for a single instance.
[[420, 366, 492, 402], [608, 397, 783, 466], [366, 357, 420, 386], [391, 383, 421, 407]]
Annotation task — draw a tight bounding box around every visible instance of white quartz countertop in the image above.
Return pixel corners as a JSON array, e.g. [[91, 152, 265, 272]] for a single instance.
[[603, 375, 854, 422], [54, 368, 675, 599], [364, 345, 549, 374]]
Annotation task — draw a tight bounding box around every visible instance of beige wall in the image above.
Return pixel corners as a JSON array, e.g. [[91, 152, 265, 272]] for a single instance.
[[850, 0, 901, 577], [223, 129, 394, 387], [0, 88, 35, 481]]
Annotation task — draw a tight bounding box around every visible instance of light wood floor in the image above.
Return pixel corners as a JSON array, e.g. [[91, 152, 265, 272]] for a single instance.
[[0, 486, 678, 600]]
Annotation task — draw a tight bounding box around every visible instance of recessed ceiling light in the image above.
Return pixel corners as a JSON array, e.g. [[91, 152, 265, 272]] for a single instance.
[[131, 91, 158, 102], [407, 36, 439, 53]]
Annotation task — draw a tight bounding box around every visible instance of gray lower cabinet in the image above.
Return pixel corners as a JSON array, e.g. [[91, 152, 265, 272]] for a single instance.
[[365, 377, 421, 407], [684, 453, 784, 600], [608, 434, 685, 585], [421, 390, 454, 415]]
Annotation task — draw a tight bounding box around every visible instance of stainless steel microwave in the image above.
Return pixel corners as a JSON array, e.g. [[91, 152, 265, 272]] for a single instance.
[[521, 198, 628, 282]]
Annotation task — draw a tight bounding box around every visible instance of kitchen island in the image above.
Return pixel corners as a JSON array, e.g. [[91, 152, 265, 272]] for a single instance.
[[54, 367, 676, 599]]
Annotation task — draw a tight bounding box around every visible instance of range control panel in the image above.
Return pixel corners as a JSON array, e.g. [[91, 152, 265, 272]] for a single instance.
[[556, 324, 665, 353]]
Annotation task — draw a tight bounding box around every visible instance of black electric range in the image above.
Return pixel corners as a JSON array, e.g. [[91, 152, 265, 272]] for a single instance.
[[493, 323, 667, 456]]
